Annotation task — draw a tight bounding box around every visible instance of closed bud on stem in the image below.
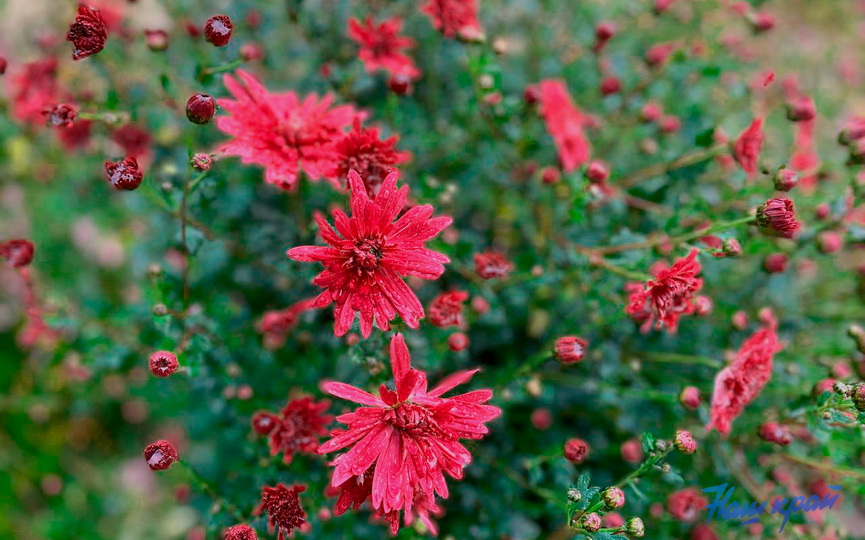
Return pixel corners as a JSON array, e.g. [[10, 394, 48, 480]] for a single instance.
[[204, 15, 233, 47], [602, 487, 626, 509], [186, 93, 217, 125], [581, 513, 601, 533], [626, 517, 645, 537]]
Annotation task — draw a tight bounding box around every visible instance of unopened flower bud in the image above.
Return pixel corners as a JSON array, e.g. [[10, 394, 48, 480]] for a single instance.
[[204, 15, 233, 47], [626, 517, 645, 537], [674, 430, 697, 454], [223, 524, 258, 540], [818, 231, 843, 254], [143, 439, 179, 470], [852, 385, 865, 412], [191, 153, 212, 171], [448, 332, 469, 352], [567, 488, 581, 502], [600, 76, 621, 96], [388, 74, 413, 96], [786, 96, 816, 122], [758, 422, 793, 445], [145, 29, 169, 51], [186, 93, 217, 125], [105, 157, 144, 191], [585, 161, 609, 183], [540, 167, 561, 184], [1, 239, 35, 268], [240, 42, 264, 62], [581, 513, 602, 533], [152, 303, 169, 316], [722, 238, 742, 257], [679, 386, 701, 409], [602, 487, 626, 509], [773, 167, 798, 191], [563, 438, 589, 463], [640, 102, 663, 123], [148, 350, 179, 377], [554, 336, 588, 364]]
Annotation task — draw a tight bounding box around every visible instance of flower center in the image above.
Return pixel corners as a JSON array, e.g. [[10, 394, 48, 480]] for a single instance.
[[348, 238, 384, 272]]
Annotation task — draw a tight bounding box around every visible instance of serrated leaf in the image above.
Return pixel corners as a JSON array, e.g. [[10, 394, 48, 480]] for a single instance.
[[641, 432, 656, 454]]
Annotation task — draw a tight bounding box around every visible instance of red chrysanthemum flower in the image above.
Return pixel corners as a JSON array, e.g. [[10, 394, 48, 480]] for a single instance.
[[758, 422, 793, 445], [756, 197, 800, 238], [625, 250, 703, 333], [217, 70, 360, 191], [428, 290, 469, 328], [537, 80, 591, 172], [420, 0, 485, 41], [563, 437, 590, 463], [348, 17, 420, 80], [252, 411, 280, 435], [104, 157, 144, 191], [256, 484, 307, 540], [148, 350, 179, 377], [733, 117, 764, 177], [706, 315, 781, 436], [287, 170, 451, 338], [667, 488, 708, 522], [66, 4, 109, 61], [1, 239, 35, 268], [473, 251, 514, 279], [223, 524, 258, 540], [317, 334, 501, 534], [257, 298, 317, 345], [143, 439, 179, 471], [8, 58, 62, 125], [327, 119, 411, 197], [266, 396, 332, 464]]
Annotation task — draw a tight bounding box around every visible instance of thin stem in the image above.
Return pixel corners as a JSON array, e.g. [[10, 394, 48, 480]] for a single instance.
[[618, 144, 727, 189], [777, 454, 865, 480], [644, 352, 723, 369], [175, 461, 246, 522], [588, 256, 653, 282]]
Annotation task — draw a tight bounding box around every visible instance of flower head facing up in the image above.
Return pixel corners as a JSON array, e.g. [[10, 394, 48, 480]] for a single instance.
[[707, 314, 781, 436], [288, 171, 451, 338], [537, 80, 591, 172], [148, 350, 179, 377], [420, 0, 485, 41], [66, 4, 108, 61], [256, 484, 307, 540], [733, 117, 764, 176], [317, 333, 501, 534], [328, 119, 410, 197], [265, 396, 332, 464], [217, 70, 360, 191], [757, 198, 800, 238], [348, 17, 420, 80], [625, 250, 703, 333]]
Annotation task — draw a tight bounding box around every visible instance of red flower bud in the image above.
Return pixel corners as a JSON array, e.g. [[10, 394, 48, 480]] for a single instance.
[[540, 166, 561, 184], [204, 15, 233, 47], [581, 513, 602, 532], [852, 385, 865, 411], [602, 487, 626, 509], [240, 42, 264, 62], [751, 12, 775, 33], [223, 524, 258, 540], [1, 239, 35, 268], [599, 76, 621, 96], [0, 57, 6, 75], [473, 251, 514, 279], [143, 439, 179, 470], [679, 386, 701, 409], [190, 153, 212, 171], [563, 437, 589, 463], [186, 93, 217, 125], [448, 332, 470, 352], [659, 115, 681, 133], [554, 336, 588, 364], [758, 422, 792, 445], [388, 73, 413, 96], [585, 161, 610, 183], [722, 238, 742, 257], [251, 412, 280, 435], [645, 43, 676, 67], [66, 4, 108, 60], [530, 408, 552, 430], [145, 29, 169, 51], [762, 253, 788, 273], [620, 438, 644, 463], [523, 84, 541, 104], [105, 157, 144, 191], [733, 118, 764, 176], [148, 350, 179, 377], [595, 21, 616, 42], [814, 203, 830, 220], [674, 430, 697, 454], [773, 167, 798, 191], [693, 295, 713, 316], [43, 104, 77, 127], [786, 96, 816, 122], [756, 198, 800, 238], [818, 231, 843, 254], [640, 102, 663, 123], [653, 0, 678, 14]]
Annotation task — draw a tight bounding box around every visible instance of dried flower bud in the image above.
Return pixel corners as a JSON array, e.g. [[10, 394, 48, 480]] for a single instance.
[[563, 438, 590, 463], [388, 73, 413, 96], [554, 336, 588, 364], [756, 198, 800, 238], [585, 161, 610, 183], [758, 422, 793, 445], [186, 93, 217, 125], [104, 157, 144, 191], [66, 4, 108, 60], [679, 386, 701, 409], [148, 350, 179, 377], [1, 239, 35, 268], [43, 104, 77, 127], [145, 29, 169, 51], [191, 153, 212, 171], [223, 524, 258, 540], [674, 430, 697, 454], [581, 513, 602, 533], [773, 167, 798, 192], [204, 15, 233, 47], [626, 517, 645, 537], [143, 439, 179, 470], [567, 488, 581, 502], [448, 332, 470, 352], [602, 487, 626, 509]]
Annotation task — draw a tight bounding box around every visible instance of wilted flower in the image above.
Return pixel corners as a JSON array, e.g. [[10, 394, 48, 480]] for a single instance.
[[256, 484, 306, 540], [66, 4, 108, 61], [756, 198, 800, 238], [625, 250, 703, 333]]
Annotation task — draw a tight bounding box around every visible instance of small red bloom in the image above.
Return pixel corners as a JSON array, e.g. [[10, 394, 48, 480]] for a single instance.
[[318, 334, 500, 534], [288, 171, 450, 337], [251, 411, 280, 435], [599, 76, 621, 96], [660, 115, 682, 134], [43, 104, 77, 127], [217, 70, 360, 191], [473, 251, 514, 280], [66, 4, 108, 61], [625, 250, 703, 333], [265, 396, 332, 464], [645, 42, 677, 67], [327, 119, 410, 196], [143, 439, 178, 470], [448, 331, 470, 351], [667, 488, 708, 522], [204, 15, 233, 47], [763, 253, 788, 273], [756, 198, 800, 238], [105, 157, 144, 191], [679, 386, 701, 409], [585, 161, 609, 183], [348, 17, 420, 80], [733, 117, 764, 177], [620, 439, 644, 463], [707, 316, 781, 436], [148, 350, 179, 377], [428, 290, 469, 328], [223, 524, 257, 540], [674, 430, 697, 454], [190, 153, 212, 171], [758, 422, 793, 445], [257, 484, 307, 540], [186, 93, 217, 125], [1, 239, 35, 268], [554, 336, 588, 364], [420, 0, 484, 41], [240, 42, 265, 62], [786, 96, 816, 122], [563, 438, 589, 463], [537, 80, 591, 172]]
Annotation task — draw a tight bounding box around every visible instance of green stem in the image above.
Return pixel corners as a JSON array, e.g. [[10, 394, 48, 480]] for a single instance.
[[175, 461, 245, 522], [644, 352, 723, 369]]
